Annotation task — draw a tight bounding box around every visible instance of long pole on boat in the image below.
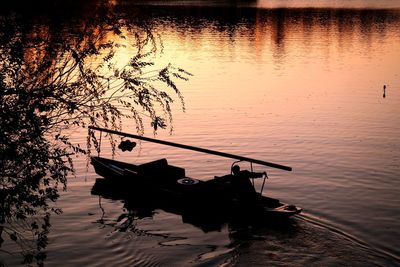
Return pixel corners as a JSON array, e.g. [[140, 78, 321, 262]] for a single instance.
[[88, 126, 292, 171]]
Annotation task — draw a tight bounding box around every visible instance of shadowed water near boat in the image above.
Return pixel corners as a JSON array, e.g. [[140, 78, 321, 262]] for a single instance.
[[89, 155, 301, 225], [89, 166, 397, 267]]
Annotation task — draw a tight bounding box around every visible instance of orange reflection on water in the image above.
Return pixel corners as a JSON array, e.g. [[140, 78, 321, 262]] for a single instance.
[[146, 8, 399, 117], [70, 6, 400, 259], [109, 8, 400, 183]]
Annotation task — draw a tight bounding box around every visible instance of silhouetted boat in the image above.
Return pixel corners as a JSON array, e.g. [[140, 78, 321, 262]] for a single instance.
[[90, 156, 302, 220], [89, 126, 302, 223]]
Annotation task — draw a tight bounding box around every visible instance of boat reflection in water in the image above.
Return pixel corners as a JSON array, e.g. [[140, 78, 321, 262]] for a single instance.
[[91, 172, 299, 233]]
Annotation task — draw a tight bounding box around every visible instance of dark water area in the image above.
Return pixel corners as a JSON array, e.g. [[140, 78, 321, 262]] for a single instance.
[[1, 1, 400, 266]]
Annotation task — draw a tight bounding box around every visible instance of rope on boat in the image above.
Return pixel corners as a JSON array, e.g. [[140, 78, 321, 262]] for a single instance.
[[260, 172, 268, 194]]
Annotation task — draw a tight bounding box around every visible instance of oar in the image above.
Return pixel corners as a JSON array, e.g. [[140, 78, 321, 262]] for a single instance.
[[88, 126, 292, 171]]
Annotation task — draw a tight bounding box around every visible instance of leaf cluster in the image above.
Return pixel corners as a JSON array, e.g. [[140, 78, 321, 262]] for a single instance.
[[0, 3, 191, 265]]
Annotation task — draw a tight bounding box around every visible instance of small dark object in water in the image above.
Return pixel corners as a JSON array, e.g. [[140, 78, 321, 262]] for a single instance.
[[118, 140, 136, 152], [383, 85, 387, 98]]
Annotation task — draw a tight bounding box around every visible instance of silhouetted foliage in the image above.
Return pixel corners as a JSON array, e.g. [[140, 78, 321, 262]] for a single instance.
[[0, 1, 190, 265]]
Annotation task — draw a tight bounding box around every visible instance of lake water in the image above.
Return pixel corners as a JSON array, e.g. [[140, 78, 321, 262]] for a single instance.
[[2, 1, 400, 266]]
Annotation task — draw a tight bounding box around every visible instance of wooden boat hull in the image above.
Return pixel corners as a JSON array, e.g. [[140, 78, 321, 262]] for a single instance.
[[90, 156, 302, 221]]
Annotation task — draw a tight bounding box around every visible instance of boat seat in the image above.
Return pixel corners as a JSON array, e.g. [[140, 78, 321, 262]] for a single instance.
[[166, 165, 186, 178], [137, 158, 185, 179], [138, 158, 169, 171]]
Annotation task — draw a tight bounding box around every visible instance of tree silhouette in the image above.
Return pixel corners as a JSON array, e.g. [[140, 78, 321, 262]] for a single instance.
[[0, 2, 190, 265]]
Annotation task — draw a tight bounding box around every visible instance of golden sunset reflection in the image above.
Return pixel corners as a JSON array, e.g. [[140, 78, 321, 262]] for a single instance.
[[143, 9, 400, 117], [96, 8, 400, 189], [67, 5, 400, 262], [2, 1, 400, 266]]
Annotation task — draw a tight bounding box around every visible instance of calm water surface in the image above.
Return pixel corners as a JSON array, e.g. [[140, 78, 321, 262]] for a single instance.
[[2, 1, 400, 266]]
